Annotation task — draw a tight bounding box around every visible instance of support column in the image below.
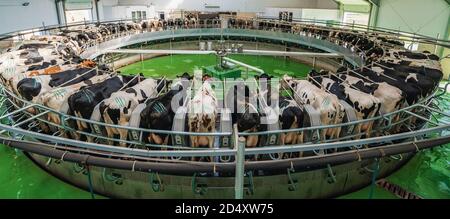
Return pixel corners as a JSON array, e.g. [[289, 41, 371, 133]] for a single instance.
[[55, 0, 66, 26], [368, 3, 379, 28], [92, 0, 103, 22]]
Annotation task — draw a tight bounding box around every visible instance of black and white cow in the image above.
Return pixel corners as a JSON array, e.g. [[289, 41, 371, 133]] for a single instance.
[[226, 84, 263, 149], [187, 81, 218, 152], [139, 82, 187, 146], [370, 66, 435, 98], [282, 75, 344, 141], [67, 75, 141, 140], [351, 67, 422, 106], [278, 96, 304, 145], [379, 60, 443, 85], [37, 74, 111, 135], [10, 60, 97, 96], [17, 67, 103, 103], [333, 73, 405, 117], [100, 78, 167, 146], [308, 73, 381, 138]]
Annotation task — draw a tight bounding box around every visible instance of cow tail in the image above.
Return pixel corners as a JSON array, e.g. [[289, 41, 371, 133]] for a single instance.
[[65, 99, 78, 138], [99, 102, 107, 122]]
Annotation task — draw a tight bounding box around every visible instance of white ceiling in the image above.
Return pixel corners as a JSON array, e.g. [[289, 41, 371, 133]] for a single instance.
[[335, 0, 370, 5]]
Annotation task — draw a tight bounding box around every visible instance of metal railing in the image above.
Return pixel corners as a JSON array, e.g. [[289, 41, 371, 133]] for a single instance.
[[0, 17, 448, 163]]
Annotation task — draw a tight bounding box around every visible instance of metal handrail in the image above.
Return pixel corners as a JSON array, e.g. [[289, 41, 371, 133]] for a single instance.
[[0, 17, 448, 161], [0, 81, 445, 143]]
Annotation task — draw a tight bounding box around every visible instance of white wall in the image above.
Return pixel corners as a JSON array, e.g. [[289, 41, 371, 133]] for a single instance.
[[302, 9, 340, 21], [376, 0, 450, 39], [111, 5, 155, 20], [99, 0, 339, 20], [264, 7, 340, 22], [264, 8, 303, 20], [114, 0, 338, 11], [0, 0, 59, 34]]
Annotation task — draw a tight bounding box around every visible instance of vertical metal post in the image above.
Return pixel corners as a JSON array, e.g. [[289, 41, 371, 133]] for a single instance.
[[42, 22, 47, 35], [368, 159, 380, 199], [140, 44, 144, 70], [434, 33, 440, 55], [234, 126, 246, 199], [409, 33, 416, 51], [313, 57, 316, 68]]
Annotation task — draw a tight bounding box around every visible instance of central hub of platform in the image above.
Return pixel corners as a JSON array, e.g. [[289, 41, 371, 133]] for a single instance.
[[202, 63, 242, 80]]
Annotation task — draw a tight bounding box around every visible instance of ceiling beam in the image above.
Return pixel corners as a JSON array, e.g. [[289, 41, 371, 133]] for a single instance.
[[365, 0, 380, 7]]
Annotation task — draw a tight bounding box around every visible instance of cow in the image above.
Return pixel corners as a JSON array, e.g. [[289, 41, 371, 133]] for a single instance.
[[17, 67, 104, 104], [100, 78, 167, 147], [226, 84, 262, 151], [370, 66, 435, 98], [379, 60, 443, 85], [278, 96, 304, 157], [5, 48, 60, 66], [314, 69, 405, 116], [309, 75, 381, 138], [332, 73, 405, 117], [351, 67, 421, 106], [283, 75, 344, 141], [187, 81, 218, 161], [139, 81, 187, 146], [37, 74, 111, 136], [67, 75, 141, 141], [9, 60, 97, 96]]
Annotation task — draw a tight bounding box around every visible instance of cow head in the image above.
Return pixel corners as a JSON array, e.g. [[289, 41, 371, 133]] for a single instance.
[[308, 69, 321, 77], [121, 74, 144, 87], [17, 78, 42, 101], [177, 72, 193, 80], [336, 66, 348, 73], [281, 74, 295, 90], [254, 73, 273, 81]]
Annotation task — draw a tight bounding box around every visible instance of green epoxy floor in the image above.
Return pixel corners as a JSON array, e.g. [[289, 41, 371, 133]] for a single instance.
[[0, 55, 448, 199], [118, 54, 311, 78]]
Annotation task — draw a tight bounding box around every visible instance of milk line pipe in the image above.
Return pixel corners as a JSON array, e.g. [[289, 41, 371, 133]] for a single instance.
[[0, 121, 447, 158], [1, 135, 449, 176]]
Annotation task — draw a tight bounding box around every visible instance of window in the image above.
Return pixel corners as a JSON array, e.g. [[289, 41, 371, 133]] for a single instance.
[[132, 11, 147, 22], [66, 9, 92, 23], [343, 12, 369, 27]]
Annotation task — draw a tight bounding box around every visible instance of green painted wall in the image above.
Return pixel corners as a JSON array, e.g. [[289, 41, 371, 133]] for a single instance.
[[440, 16, 450, 80], [375, 0, 450, 78], [375, 0, 449, 39], [342, 4, 371, 13]]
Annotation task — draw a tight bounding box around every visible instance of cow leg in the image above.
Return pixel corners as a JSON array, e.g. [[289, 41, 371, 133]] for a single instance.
[[74, 111, 84, 132], [118, 116, 129, 147], [118, 127, 128, 147], [190, 136, 197, 161], [354, 124, 362, 140], [246, 135, 259, 160], [320, 129, 327, 143], [280, 133, 286, 158], [86, 135, 95, 143], [333, 127, 341, 153], [208, 135, 214, 163], [297, 132, 304, 157], [103, 113, 116, 146]]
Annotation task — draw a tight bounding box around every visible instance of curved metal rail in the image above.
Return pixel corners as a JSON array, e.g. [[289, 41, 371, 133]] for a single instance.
[[0, 18, 448, 169]]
